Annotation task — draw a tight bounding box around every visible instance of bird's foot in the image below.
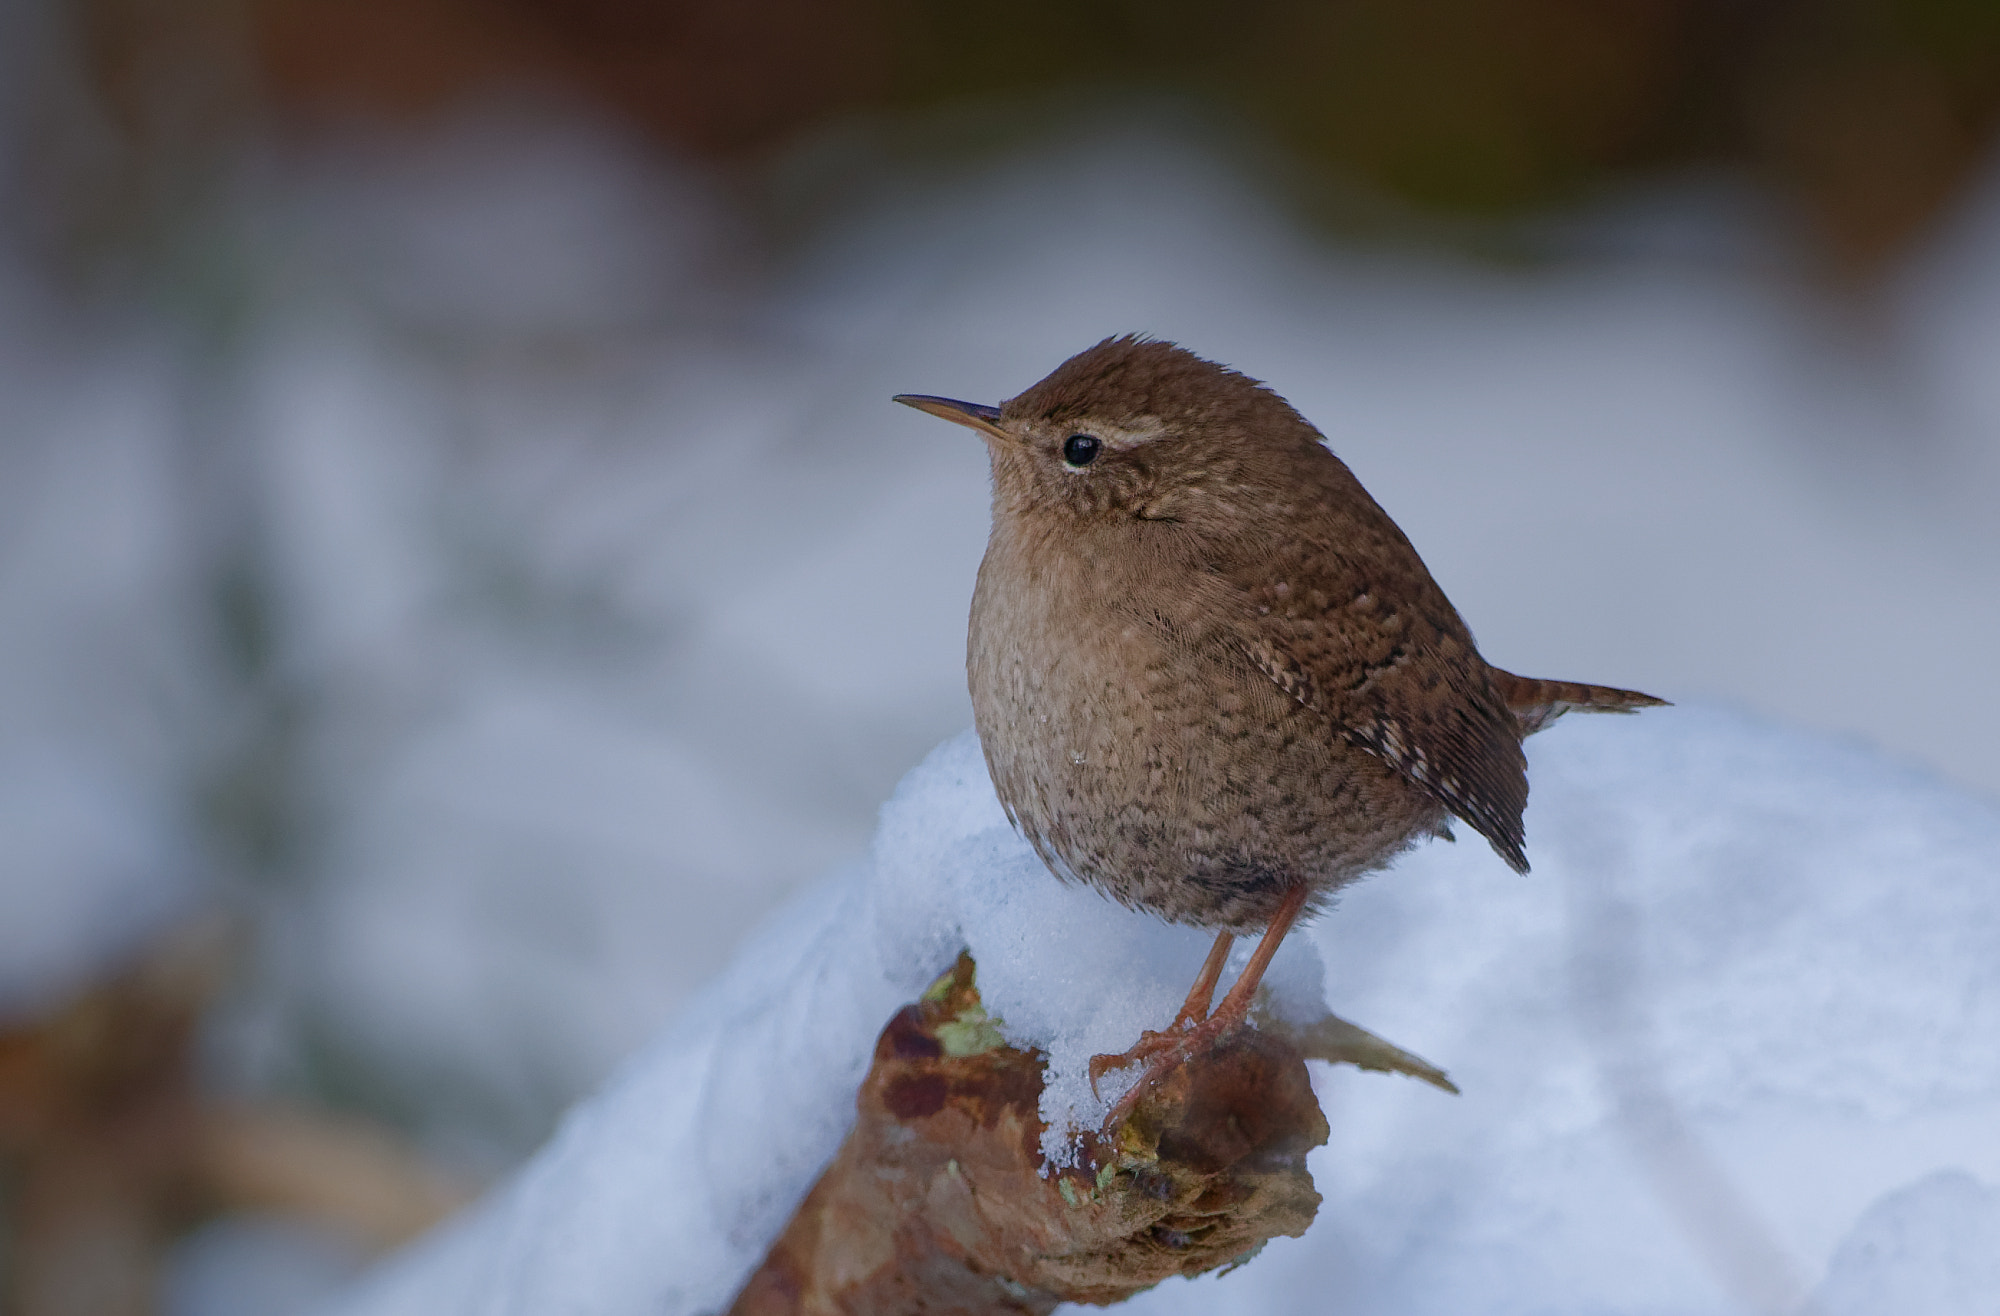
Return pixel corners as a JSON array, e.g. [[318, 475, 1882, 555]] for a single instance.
[[1090, 898, 1310, 1133], [1087, 1025, 1192, 1098], [1094, 1005, 1252, 1134], [1086, 985, 1222, 1098]]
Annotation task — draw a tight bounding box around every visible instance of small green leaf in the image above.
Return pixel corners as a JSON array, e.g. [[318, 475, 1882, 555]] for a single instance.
[[936, 1001, 1008, 1057]]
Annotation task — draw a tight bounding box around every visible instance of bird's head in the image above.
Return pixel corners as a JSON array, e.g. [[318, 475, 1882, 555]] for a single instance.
[[896, 336, 1324, 533]]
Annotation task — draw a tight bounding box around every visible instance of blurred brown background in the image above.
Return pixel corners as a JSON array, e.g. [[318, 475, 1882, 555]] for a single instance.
[[42, 0, 2000, 272]]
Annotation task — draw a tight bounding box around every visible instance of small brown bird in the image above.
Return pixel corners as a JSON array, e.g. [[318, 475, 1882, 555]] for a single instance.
[[896, 337, 1662, 1113]]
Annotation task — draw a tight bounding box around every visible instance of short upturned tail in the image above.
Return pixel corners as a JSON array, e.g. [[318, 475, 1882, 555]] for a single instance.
[[1488, 668, 1669, 737]]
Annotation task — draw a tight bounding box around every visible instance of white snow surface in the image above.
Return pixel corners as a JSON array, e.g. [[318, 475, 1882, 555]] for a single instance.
[[1808, 1170, 2000, 1315], [327, 705, 2000, 1316]]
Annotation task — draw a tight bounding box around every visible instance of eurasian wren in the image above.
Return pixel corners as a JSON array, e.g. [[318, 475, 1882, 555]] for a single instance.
[[896, 337, 1663, 1107]]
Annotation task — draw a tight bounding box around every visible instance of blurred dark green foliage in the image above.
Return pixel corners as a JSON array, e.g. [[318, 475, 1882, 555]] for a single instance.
[[55, 0, 2000, 269]]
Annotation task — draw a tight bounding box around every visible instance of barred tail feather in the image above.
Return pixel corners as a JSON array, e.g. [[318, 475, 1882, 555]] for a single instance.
[[1488, 668, 1669, 737]]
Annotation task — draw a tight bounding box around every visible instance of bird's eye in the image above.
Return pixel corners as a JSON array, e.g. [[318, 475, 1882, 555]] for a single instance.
[[1062, 434, 1101, 468]]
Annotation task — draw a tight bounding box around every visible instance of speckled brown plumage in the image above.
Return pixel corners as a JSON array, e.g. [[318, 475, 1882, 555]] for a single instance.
[[899, 336, 1664, 936]]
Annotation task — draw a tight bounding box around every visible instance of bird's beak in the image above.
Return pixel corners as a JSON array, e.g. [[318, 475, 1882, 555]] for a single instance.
[[893, 394, 1009, 443]]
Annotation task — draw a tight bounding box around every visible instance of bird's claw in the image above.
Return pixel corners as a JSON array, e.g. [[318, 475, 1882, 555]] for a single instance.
[[1095, 1015, 1239, 1133], [1087, 1026, 1188, 1098]]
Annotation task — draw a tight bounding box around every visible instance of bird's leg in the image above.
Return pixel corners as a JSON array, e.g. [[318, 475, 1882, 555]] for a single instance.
[[1174, 931, 1236, 1029], [1198, 883, 1309, 1035], [1087, 931, 1234, 1094], [1097, 884, 1312, 1131]]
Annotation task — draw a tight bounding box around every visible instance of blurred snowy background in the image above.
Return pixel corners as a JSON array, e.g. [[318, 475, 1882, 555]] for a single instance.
[[2, 0, 1999, 1311]]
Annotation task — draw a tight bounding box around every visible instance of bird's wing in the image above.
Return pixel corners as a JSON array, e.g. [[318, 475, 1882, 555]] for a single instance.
[[1218, 508, 1531, 873]]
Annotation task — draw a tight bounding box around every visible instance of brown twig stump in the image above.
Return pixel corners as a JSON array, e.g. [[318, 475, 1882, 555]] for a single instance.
[[730, 953, 1331, 1314], [0, 919, 470, 1316]]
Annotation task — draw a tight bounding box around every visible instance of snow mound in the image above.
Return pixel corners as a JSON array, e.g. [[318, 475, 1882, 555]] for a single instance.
[[1810, 1171, 2000, 1315], [324, 705, 2000, 1316]]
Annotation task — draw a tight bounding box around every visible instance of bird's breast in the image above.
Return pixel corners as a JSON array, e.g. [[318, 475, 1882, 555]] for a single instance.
[[965, 523, 1434, 929]]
